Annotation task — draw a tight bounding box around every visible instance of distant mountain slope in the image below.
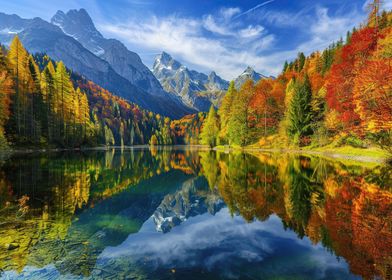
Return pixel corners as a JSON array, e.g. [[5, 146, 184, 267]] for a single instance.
[[234, 66, 269, 89], [153, 52, 229, 111], [0, 12, 194, 119], [51, 9, 166, 98]]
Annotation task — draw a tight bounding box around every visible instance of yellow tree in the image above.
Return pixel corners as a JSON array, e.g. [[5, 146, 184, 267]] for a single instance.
[[54, 61, 74, 144], [76, 88, 91, 142], [0, 47, 12, 147], [27, 55, 42, 142], [200, 105, 219, 148], [218, 81, 236, 144], [7, 35, 29, 136], [41, 63, 56, 142]]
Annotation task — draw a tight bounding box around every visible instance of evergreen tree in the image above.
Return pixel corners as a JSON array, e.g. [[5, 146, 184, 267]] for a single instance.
[[27, 55, 43, 143], [54, 61, 73, 145], [77, 88, 90, 142], [40, 64, 55, 142], [200, 105, 219, 148], [0, 47, 12, 148], [161, 117, 172, 145], [7, 36, 29, 138], [150, 134, 158, 146], [283, 61, 289, 72], [227, 80, 254, 146], [287, 75, 313, 145], [218, 81, 236, 144], [298, 52, 306, 72]]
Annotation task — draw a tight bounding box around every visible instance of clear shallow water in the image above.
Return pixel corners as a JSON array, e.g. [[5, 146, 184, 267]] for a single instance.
[[0, 148, 391, 279]]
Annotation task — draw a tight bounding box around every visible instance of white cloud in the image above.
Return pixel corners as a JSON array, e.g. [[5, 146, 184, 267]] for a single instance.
[[239, 25, 265, 38], [96, 209, 351, 278], [99, 14, 276, 79], [98, 3, 367, 80], [220, 7, 241, 20], [299, 7, 364, 53], [203, 15, 233, 36]]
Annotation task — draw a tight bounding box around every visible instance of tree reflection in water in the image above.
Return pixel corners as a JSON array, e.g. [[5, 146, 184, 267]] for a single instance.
[[0, 148, 390, 279]]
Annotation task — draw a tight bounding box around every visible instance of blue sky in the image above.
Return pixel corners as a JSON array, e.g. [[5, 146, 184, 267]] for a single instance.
[[1, 0, 392, 79]]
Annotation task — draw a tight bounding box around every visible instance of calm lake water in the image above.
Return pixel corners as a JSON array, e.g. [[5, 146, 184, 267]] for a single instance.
[[0, 147, 391, 280]]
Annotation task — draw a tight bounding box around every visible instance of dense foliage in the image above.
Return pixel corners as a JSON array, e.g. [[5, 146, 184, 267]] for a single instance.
[[0, 37, 170, 148], [198, 7, 392, 151], [0, 4, 390, 152]]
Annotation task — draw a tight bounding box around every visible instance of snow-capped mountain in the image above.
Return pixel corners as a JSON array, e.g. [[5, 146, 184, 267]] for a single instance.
[[234, 66, 268, 89], [153, 52, 229, 111], [0, 11, 194, 118], [51, 9, 166, 98]]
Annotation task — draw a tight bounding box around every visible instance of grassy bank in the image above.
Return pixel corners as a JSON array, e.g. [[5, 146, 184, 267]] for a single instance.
[[213, 143, 390, 165]]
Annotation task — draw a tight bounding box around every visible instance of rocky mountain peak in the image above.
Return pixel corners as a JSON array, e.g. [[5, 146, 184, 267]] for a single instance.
[[51, 9, 103, 56], [208, 71, 217, 79], [244, 66, 255, 75], [159, 51, 172, 63], [234, 66, 267, 88], [50, 9, 177, 101], [153, 52, 184, 75], [51, 9, 102, 40], [152, 52, 229, 111]]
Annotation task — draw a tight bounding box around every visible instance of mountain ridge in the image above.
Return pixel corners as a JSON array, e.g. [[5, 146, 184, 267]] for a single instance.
[[153, 52, 229, 111], [0, 11, 195, 119], [50, 9, 167, 98], [153, 52, 271, 111]]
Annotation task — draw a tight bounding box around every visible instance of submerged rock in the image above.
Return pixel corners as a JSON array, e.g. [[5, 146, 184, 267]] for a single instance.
[[6, 243, 19, 250]]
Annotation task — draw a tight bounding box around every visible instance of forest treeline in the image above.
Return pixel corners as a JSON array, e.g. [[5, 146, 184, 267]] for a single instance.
[[198, 8, 392, 152], [0, 37, 175, 148], [0, 5, 391, 151]]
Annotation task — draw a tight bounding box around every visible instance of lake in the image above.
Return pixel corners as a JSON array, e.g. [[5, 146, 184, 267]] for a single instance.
[[0, 147, 391, 280]]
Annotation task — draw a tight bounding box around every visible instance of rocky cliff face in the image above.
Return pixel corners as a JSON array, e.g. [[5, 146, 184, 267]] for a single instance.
[[153, 52, 229, 111], [50, 9, 167, 98]]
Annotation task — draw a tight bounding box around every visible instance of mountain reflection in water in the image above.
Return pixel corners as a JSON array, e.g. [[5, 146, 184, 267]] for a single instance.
[[0, 148, 390, 279]]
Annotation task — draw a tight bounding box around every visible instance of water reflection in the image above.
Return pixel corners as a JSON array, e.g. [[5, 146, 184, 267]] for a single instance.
[[0, 148, 390, 279]]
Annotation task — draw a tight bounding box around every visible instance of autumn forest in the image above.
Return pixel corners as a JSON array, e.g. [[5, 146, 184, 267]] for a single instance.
[[0, 1, 391, 279], [0, 7, 389, 157]]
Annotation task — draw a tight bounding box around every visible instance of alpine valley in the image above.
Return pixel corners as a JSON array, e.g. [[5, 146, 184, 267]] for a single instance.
[[0, 2, 391, 280], [0, 9, 267, 119]]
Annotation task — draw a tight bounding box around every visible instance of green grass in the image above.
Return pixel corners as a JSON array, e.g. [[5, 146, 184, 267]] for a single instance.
[[214, 144, 243, 151], [220, 142, 389, 158], [309, 145, 389, 158]]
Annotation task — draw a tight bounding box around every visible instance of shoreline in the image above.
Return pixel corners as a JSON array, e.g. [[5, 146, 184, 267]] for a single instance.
[[214, 146, 389, 164], [1, 145, 389, 164]]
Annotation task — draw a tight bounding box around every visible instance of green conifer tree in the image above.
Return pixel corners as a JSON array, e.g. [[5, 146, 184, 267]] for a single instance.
[[287, 75, 313, 145], [200, 105, 219, 148]]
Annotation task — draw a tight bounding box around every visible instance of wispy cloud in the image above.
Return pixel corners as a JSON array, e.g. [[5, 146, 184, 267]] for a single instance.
[[239, 25, 265, 38], [99, 13, 276, 79], [98, 2, 367, 80], [220, 7, 241, 20], [299, 7, 364, 52], [203, 15, 234, 36], [233, 0, 276, 19]]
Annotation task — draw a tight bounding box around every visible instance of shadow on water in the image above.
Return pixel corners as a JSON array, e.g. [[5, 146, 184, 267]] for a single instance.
[[0, 147, 390, 279]]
